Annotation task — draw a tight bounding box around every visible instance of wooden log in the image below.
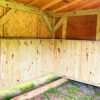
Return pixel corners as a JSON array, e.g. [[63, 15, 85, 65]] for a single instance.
[[0, 74, 60, 100], [11, 78, 67, 100]]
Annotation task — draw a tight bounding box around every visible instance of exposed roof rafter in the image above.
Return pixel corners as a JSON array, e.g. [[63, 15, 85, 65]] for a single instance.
[[75, 0, 100, 10], [27, 0, 39, 6], [48, 8, 100, 17], [0, 0, 46, 16], [52, 0, 80, 12], [41, 0, 62, 10]]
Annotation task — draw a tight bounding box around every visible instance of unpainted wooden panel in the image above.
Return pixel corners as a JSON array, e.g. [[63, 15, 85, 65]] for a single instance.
[[55, 15, 97, 40], [1, 39, 100, 90], [55, 26, 62, 39], [0, 39, 53, 90], [53, 40, 100, 86], [2, 10, 50, 38], [55, 18, 62, 39], [0, 7, 3, 37], [0, 40, 1, 87], [4, 10, 38, 38], [67, 15, 97, 40], [38, 15, 51, 38]]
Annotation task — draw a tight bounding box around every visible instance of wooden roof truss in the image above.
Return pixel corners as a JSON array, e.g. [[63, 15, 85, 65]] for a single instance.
[[0, 0, 100, 39]]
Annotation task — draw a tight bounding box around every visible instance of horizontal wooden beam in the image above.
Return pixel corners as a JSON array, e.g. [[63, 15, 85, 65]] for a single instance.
[[11, 78, 67, 100], [47, 8, 100, 18], [28, 0, 40, 6], [0, 0, 46, 16], [52, 0, 80, 12], [0, 9, 16, 26]]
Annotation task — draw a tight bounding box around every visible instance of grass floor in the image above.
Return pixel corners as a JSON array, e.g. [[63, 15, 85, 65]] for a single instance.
[[33, 80, 100, 100], [0, 76, 100, 100]]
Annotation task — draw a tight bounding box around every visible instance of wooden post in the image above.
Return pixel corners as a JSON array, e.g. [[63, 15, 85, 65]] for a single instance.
[[52, 17, 55, 39], [96, 15, 100, 41], [62, 17, 67, 39]]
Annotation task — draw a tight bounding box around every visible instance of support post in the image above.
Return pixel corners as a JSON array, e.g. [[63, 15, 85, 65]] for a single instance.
[[96, 15, 100, 41], [52, 17, 55, 39], [62, 17, 67, 39]]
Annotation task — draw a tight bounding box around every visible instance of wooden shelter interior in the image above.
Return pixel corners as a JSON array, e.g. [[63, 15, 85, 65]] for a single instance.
[[0, 0, 100, 98]]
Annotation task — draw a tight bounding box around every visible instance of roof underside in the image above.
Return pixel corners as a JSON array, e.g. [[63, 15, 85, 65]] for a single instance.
[[7, 0, 100, 13]]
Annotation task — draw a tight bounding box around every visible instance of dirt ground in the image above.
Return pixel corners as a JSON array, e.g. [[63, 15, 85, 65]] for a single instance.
[[31, 80, 100, 100]]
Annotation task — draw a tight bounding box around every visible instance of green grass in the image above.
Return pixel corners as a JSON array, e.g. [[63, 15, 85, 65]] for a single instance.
[[67, 87, 83, 94], [70, 81, 80, 88], [0, 75, 60, 100]]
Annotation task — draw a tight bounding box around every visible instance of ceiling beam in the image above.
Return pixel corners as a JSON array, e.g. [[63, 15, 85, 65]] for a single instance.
[[47, 8, 100, 17], [52, 0, 81, 12], [75, 0, 100, 10], [27, 0, 40, 6], [0, 0, 46, 16], [41, 0, 62, 10]]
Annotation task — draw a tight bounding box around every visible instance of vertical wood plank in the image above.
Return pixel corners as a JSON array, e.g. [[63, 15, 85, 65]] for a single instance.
[[1, 39, 100, 89], [96, 15, 100, 41], [62, 17, 67, 39]]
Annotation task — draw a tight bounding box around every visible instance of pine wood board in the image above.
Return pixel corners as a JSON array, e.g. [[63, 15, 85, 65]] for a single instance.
[[0, 39, 100, 90]]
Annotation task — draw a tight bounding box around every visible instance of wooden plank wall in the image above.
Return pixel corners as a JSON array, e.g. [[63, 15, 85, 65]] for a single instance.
[[0, 39, 100, 90], [0, 39, 53, 90], [0, 7, 50, 38], [55, 15, 97, 40], [53, 40, 100, 87]]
